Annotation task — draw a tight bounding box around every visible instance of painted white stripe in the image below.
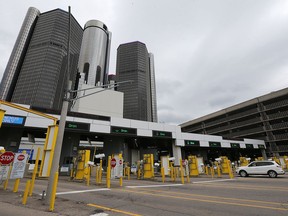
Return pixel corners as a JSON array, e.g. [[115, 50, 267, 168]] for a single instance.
[[39, 188, 110, 196], [56, 188, 110, 195], [192, 179, 235, 184], [90, 213, 109, 216], [126, 184, 183, 188]]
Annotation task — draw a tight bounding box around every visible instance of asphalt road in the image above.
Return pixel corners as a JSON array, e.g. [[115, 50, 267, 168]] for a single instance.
[[2, 173, 288, 216]]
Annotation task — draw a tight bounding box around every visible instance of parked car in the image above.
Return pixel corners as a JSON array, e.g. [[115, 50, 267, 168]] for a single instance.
[[236, 160, 285, 178]]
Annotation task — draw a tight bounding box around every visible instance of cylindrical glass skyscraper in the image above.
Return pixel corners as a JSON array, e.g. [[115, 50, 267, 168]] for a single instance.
[[77, 20, 111, 88], [0, 7, 40, 101]]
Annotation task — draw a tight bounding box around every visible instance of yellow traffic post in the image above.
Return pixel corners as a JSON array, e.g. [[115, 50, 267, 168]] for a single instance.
[[210, 167, 215, 178], [137, 161, 141, 179], [96, 166, 99, 184], [180, 159, 185, 184], [205, 166, 209, 175], [0, 109, 6, 128], [127, 167, 130, 180], [86, 166, 91, 186], [217, 164, 221, 178], [227, 160, 234, 179], [22, 180, 31, 205], [174, 167, 177, 182], [106, 156, 111, 188], [13, 178, 20, 192], [119, 154, 123, 187], [161, 167, 165, 183], [29, 148, 40, 196], [49, 171, 59, 211], [99, 159, 103, 183]]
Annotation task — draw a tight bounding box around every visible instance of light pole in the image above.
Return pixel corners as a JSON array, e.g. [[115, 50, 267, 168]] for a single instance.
[[45, 6, 132, 204], [45, 6, 72, 204]]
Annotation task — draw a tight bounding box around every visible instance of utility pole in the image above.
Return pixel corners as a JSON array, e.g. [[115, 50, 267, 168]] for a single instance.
[[45, 6, 71, 204], [44, 6, 132, 206]]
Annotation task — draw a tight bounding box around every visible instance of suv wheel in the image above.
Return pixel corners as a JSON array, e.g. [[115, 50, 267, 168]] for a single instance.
[[268, 170, 277, 178], [239, 170, 248, 177]]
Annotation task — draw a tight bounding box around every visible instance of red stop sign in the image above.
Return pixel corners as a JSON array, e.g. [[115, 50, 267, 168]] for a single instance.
[[0, 152, 15, 165], [17, 154, 25, 161], [111, 158, 116, 168]]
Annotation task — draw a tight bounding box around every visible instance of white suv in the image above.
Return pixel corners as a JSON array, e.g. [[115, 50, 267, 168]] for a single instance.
[[236, 161, 285, 178]]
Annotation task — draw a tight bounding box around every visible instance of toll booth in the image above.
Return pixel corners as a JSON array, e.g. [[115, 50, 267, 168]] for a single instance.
[[143, 154, 154, 179], [188, 155, 199, 176], [72, 150, 91, 180]]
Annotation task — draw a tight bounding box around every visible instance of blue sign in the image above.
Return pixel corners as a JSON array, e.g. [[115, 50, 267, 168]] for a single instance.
[[3, 115, 25, 125], [18, 149, 34, 160]]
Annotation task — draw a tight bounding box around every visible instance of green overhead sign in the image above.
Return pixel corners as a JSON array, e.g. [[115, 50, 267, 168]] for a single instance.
[[185, 140, 200, 146], [209, 141, 221, 147], [152, 130, 172, 138], [230, 143, 240, 148], [111, 126, 137, 135]]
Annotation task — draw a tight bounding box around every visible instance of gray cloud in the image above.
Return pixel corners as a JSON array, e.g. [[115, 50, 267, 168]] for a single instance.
[[1, 0, 288, 125]]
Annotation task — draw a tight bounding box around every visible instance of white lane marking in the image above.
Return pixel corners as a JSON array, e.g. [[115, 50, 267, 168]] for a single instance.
[[39, 188, 110, 196], [126, 184, 183, 188], [90, 213, 109, 216], [56, 188, 110, 195], [192, 179, 235, 184]]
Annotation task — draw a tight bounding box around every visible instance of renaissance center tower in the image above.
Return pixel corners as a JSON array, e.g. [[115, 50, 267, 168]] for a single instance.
[[76, 20, 111, 89]]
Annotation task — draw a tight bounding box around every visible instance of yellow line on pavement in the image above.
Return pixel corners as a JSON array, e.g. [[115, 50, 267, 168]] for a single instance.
[[192, 183, 288, 192], [87, 203, 142, 216], [130, 187, 288, 206], [117, 189, 288, 211]]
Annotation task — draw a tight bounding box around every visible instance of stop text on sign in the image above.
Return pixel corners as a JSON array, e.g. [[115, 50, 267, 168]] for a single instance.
[[0, 152, 15, 165]]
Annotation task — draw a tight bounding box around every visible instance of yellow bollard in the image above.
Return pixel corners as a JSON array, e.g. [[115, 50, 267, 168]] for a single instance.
[[205, 166, 209, 175], [210, 167, 215, 178], [13, 178, 20, 192], [29, 148, 40, 196], [99, 159, 103, 183], [180, 159, 185, 184], [161, 167, 165, 183], [86, 166, 91, 186], [3, 178, 9, 190], [22, 180, 31, 205], [106, 156, 111, 188], [174, 167, 177, 182], [49, 171, 59, 211], [227, 160, 234, 179], [217, 164, 221, 178], [127, 167, 130, 180], [137, 161, 141, 179]]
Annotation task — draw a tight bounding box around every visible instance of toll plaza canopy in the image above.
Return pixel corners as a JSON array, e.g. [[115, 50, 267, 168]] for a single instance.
[[0, 102, 266, 165]]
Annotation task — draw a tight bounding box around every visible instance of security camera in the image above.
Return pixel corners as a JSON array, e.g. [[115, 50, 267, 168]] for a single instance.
[[95, 153, 105, 159]]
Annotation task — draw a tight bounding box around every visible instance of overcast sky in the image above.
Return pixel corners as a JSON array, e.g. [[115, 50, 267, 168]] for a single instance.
[[1, 0, 288, 125]]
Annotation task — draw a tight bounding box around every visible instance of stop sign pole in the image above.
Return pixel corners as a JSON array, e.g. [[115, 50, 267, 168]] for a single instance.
[[106, 156, 111, 188]]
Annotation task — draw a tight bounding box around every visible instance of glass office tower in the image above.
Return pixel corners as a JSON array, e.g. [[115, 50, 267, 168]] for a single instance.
[[116, 41, 158, 122], [1, 8, 83, 110]]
